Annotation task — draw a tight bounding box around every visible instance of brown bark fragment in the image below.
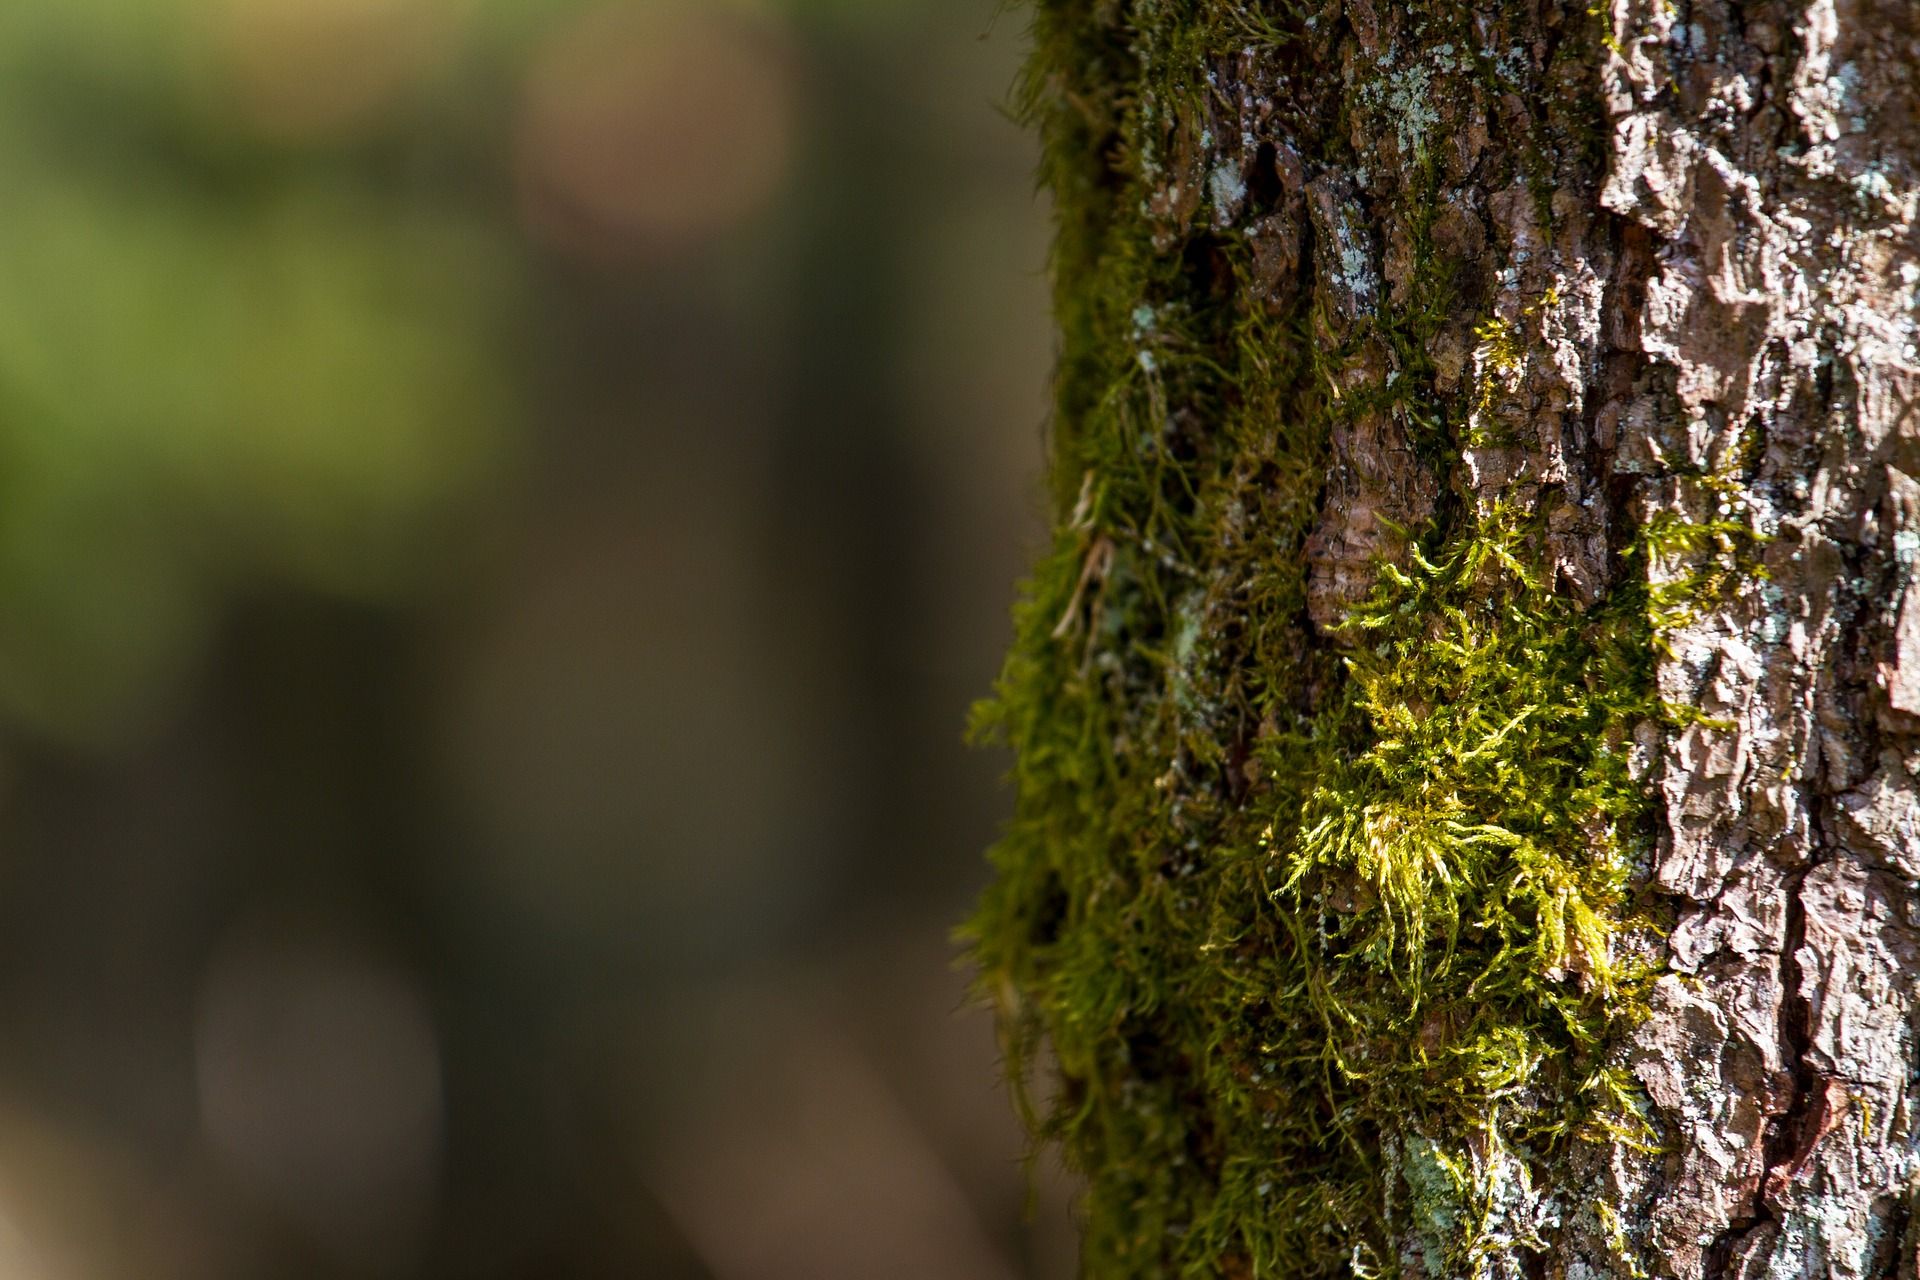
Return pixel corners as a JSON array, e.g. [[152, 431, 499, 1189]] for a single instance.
[[1302, 173, 1438, 635]]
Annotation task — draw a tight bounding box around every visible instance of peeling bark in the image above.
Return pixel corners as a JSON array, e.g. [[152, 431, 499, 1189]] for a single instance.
[[1572, 3, 1920, 1276]]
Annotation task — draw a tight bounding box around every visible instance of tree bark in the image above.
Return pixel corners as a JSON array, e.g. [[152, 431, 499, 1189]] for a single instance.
[[972, 2, 1920, 1277]]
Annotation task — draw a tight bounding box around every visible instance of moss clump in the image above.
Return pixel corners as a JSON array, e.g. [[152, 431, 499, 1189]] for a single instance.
[[966, 2, 1680, 1276], [971, 502, 1665, 1274]]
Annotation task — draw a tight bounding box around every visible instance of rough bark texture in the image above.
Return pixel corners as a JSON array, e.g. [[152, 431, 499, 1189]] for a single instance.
[[972, 2, 1920, 1277], [1582, 3, 1920, 1277]]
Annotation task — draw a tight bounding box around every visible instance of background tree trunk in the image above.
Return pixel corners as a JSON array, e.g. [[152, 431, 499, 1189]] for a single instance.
[[971, 2, 1920, 1277]]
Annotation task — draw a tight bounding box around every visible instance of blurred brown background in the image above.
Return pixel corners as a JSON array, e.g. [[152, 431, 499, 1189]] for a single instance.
[[0, 1, 1067, 1275]]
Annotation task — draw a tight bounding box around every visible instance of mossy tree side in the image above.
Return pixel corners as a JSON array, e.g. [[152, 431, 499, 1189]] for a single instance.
[[968, 1, 1920, 1276]]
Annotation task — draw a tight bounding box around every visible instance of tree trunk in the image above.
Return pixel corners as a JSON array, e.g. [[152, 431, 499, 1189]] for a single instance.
[[969, 2, 1920, 1277]]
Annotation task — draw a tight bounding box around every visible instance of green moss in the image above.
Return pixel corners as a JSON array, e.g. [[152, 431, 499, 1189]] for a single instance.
[[964, 3, 1716, 1275]]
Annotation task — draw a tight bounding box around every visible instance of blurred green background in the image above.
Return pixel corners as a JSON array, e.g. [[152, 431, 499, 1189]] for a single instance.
[[0, 1, 1065, 1275]]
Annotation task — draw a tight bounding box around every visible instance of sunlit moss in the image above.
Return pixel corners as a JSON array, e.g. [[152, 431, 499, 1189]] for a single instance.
[[962, 1, 1722, 1275]]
